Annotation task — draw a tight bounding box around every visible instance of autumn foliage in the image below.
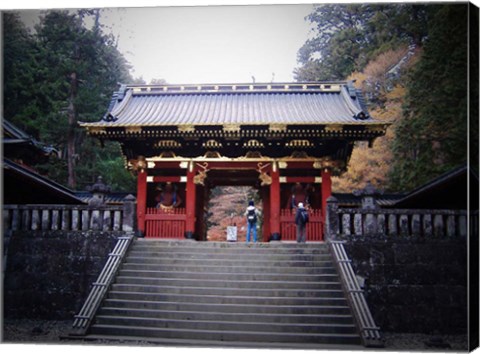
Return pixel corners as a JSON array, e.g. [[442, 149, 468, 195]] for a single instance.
[[206, 186, 263, 242]]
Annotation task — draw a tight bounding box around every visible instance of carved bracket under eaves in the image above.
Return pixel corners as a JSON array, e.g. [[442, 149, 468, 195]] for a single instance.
[[193, 162, 209, 185], [257, 162, 272, 186]]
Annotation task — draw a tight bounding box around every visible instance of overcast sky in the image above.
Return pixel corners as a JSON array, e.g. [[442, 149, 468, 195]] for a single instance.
[[8, 0, 470, 85], [16, 3, 315, 84]]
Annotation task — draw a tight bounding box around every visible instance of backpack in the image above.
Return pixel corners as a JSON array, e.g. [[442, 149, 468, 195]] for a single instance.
[[300, 209, 309, 224], [247, 209, 257, 224]]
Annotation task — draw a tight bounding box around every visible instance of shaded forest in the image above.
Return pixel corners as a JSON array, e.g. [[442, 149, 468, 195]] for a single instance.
[[3, 10, 142, 191]]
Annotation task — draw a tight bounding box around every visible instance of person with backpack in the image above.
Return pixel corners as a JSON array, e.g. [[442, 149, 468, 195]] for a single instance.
[[244, 200, 260, 243], [295, 202, 309, 243]]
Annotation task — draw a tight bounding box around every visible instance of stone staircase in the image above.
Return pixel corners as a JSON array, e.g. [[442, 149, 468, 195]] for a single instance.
[[82, 239, 363, 349]]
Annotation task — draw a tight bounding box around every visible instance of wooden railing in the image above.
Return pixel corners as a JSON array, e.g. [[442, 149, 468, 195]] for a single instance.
[[330, 241, 383, 347], [3, 200, 135, 233], [145, 207, 186, 238], [280, 208, 323, 241], [325, 197, 470, 239], [71, 234, 133, 335]]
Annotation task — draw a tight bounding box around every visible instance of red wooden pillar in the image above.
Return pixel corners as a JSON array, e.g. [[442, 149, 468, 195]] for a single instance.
[[262, 187, 271, 241], [270, 163, 281, 241], [321, 168, 332, 219], [137, 169, 147, 235], [185, 162, 196, 239]]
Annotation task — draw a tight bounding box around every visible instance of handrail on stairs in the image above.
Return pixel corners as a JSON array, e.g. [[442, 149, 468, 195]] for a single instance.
[[70, 233, 134, 336], [329, 240, 384, 347]]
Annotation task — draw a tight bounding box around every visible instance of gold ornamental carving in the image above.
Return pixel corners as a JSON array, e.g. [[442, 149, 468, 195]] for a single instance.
[[129, 155, 147, 174], [313, 157, 345, 174], [257, 162, 272, 186], [193, 162, 209, 186]]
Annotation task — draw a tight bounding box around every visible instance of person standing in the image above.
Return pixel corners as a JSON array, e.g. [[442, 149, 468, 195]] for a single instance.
[[244, 200, 260, 243], [295, 202, 309, 243]]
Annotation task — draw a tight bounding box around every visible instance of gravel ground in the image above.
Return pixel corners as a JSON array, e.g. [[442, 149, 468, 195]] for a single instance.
[[1, 319, 470, 351]]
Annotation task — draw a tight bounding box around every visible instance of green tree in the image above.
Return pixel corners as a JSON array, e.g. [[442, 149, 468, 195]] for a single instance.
[[294, 4, 430, 82], [389, 5, 469, 191], [3, 10, 137, 192]]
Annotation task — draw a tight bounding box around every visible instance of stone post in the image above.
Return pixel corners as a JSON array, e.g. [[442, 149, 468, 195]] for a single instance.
[[122, 194, 136, 232], [325, 196, 339, 242], [354, 181, 381, 236], [87, 176, 111, 207]]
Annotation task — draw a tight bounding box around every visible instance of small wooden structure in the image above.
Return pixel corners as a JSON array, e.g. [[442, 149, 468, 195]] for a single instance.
[[80, 82, 387, 241]]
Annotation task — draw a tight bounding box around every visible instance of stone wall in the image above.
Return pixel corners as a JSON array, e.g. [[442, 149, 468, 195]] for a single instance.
[[3, 230, 126, 320], [343, 236, 467, 334]]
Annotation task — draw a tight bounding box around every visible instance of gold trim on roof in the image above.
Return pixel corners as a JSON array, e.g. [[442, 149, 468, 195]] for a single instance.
[[178, 125, 195, 133], [155, 140, 182, 148], [203, 139, 223, 148], [125, 126, 142, 134], [286, 139, 314, 148], [269, 124, 287, 132], [324, 124, 344, 132], [87, 127, 107, 135], [243, 139, 264, 148], [223, 124, 241, 132]]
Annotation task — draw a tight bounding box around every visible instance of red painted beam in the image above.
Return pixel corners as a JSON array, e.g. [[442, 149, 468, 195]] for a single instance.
[[151, 161, 188, 169], [281, 177, 319, 183], [278, 161, 316, 169], [202, 161, 269, 170], [150, 176, 183, 183]]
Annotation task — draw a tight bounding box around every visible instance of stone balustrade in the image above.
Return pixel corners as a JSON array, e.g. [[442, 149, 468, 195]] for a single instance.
[[3, 195, 136, 233], [326, 196, 471, 240]]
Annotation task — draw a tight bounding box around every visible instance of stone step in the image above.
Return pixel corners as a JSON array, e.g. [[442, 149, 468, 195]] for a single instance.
[[124, 256, 333, 267], [114, 275, 343, 290], [94, 315, 358, 334], [97, 307, 356, 325], [121, 262, 336, 274], [129, 245, 330, 254], [102, 298, 353, 315], [116, 269, 340, 282], [110, 283, 345, 298], [133, 239, 329, 249], [107, 291, 348, 306], [127, 250, 331, 261], [79, 241, 363, 347], [80, 333, 363, 350], [89, 323, 361, 345]]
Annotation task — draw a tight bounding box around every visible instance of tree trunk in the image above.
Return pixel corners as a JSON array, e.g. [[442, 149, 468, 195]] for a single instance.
[[67, 71, 78, 189]]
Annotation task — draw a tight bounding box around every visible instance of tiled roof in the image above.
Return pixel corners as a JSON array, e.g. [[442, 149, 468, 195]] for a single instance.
[[75, 191, 134, 205], [3, 158, 85, 204], [81, 82, 374, 127]]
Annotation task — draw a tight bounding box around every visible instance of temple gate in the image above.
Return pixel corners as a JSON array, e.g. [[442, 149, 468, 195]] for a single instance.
[[81, 82, 386, 241]]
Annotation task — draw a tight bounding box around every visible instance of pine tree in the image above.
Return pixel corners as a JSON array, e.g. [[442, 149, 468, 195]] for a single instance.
[[390, 5, 469, 191], [3, 10, 137, 192]]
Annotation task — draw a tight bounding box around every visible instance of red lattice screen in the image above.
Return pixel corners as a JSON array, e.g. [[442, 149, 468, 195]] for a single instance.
[[280, 209, 324, 242], [145, 208, 186, 238]]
